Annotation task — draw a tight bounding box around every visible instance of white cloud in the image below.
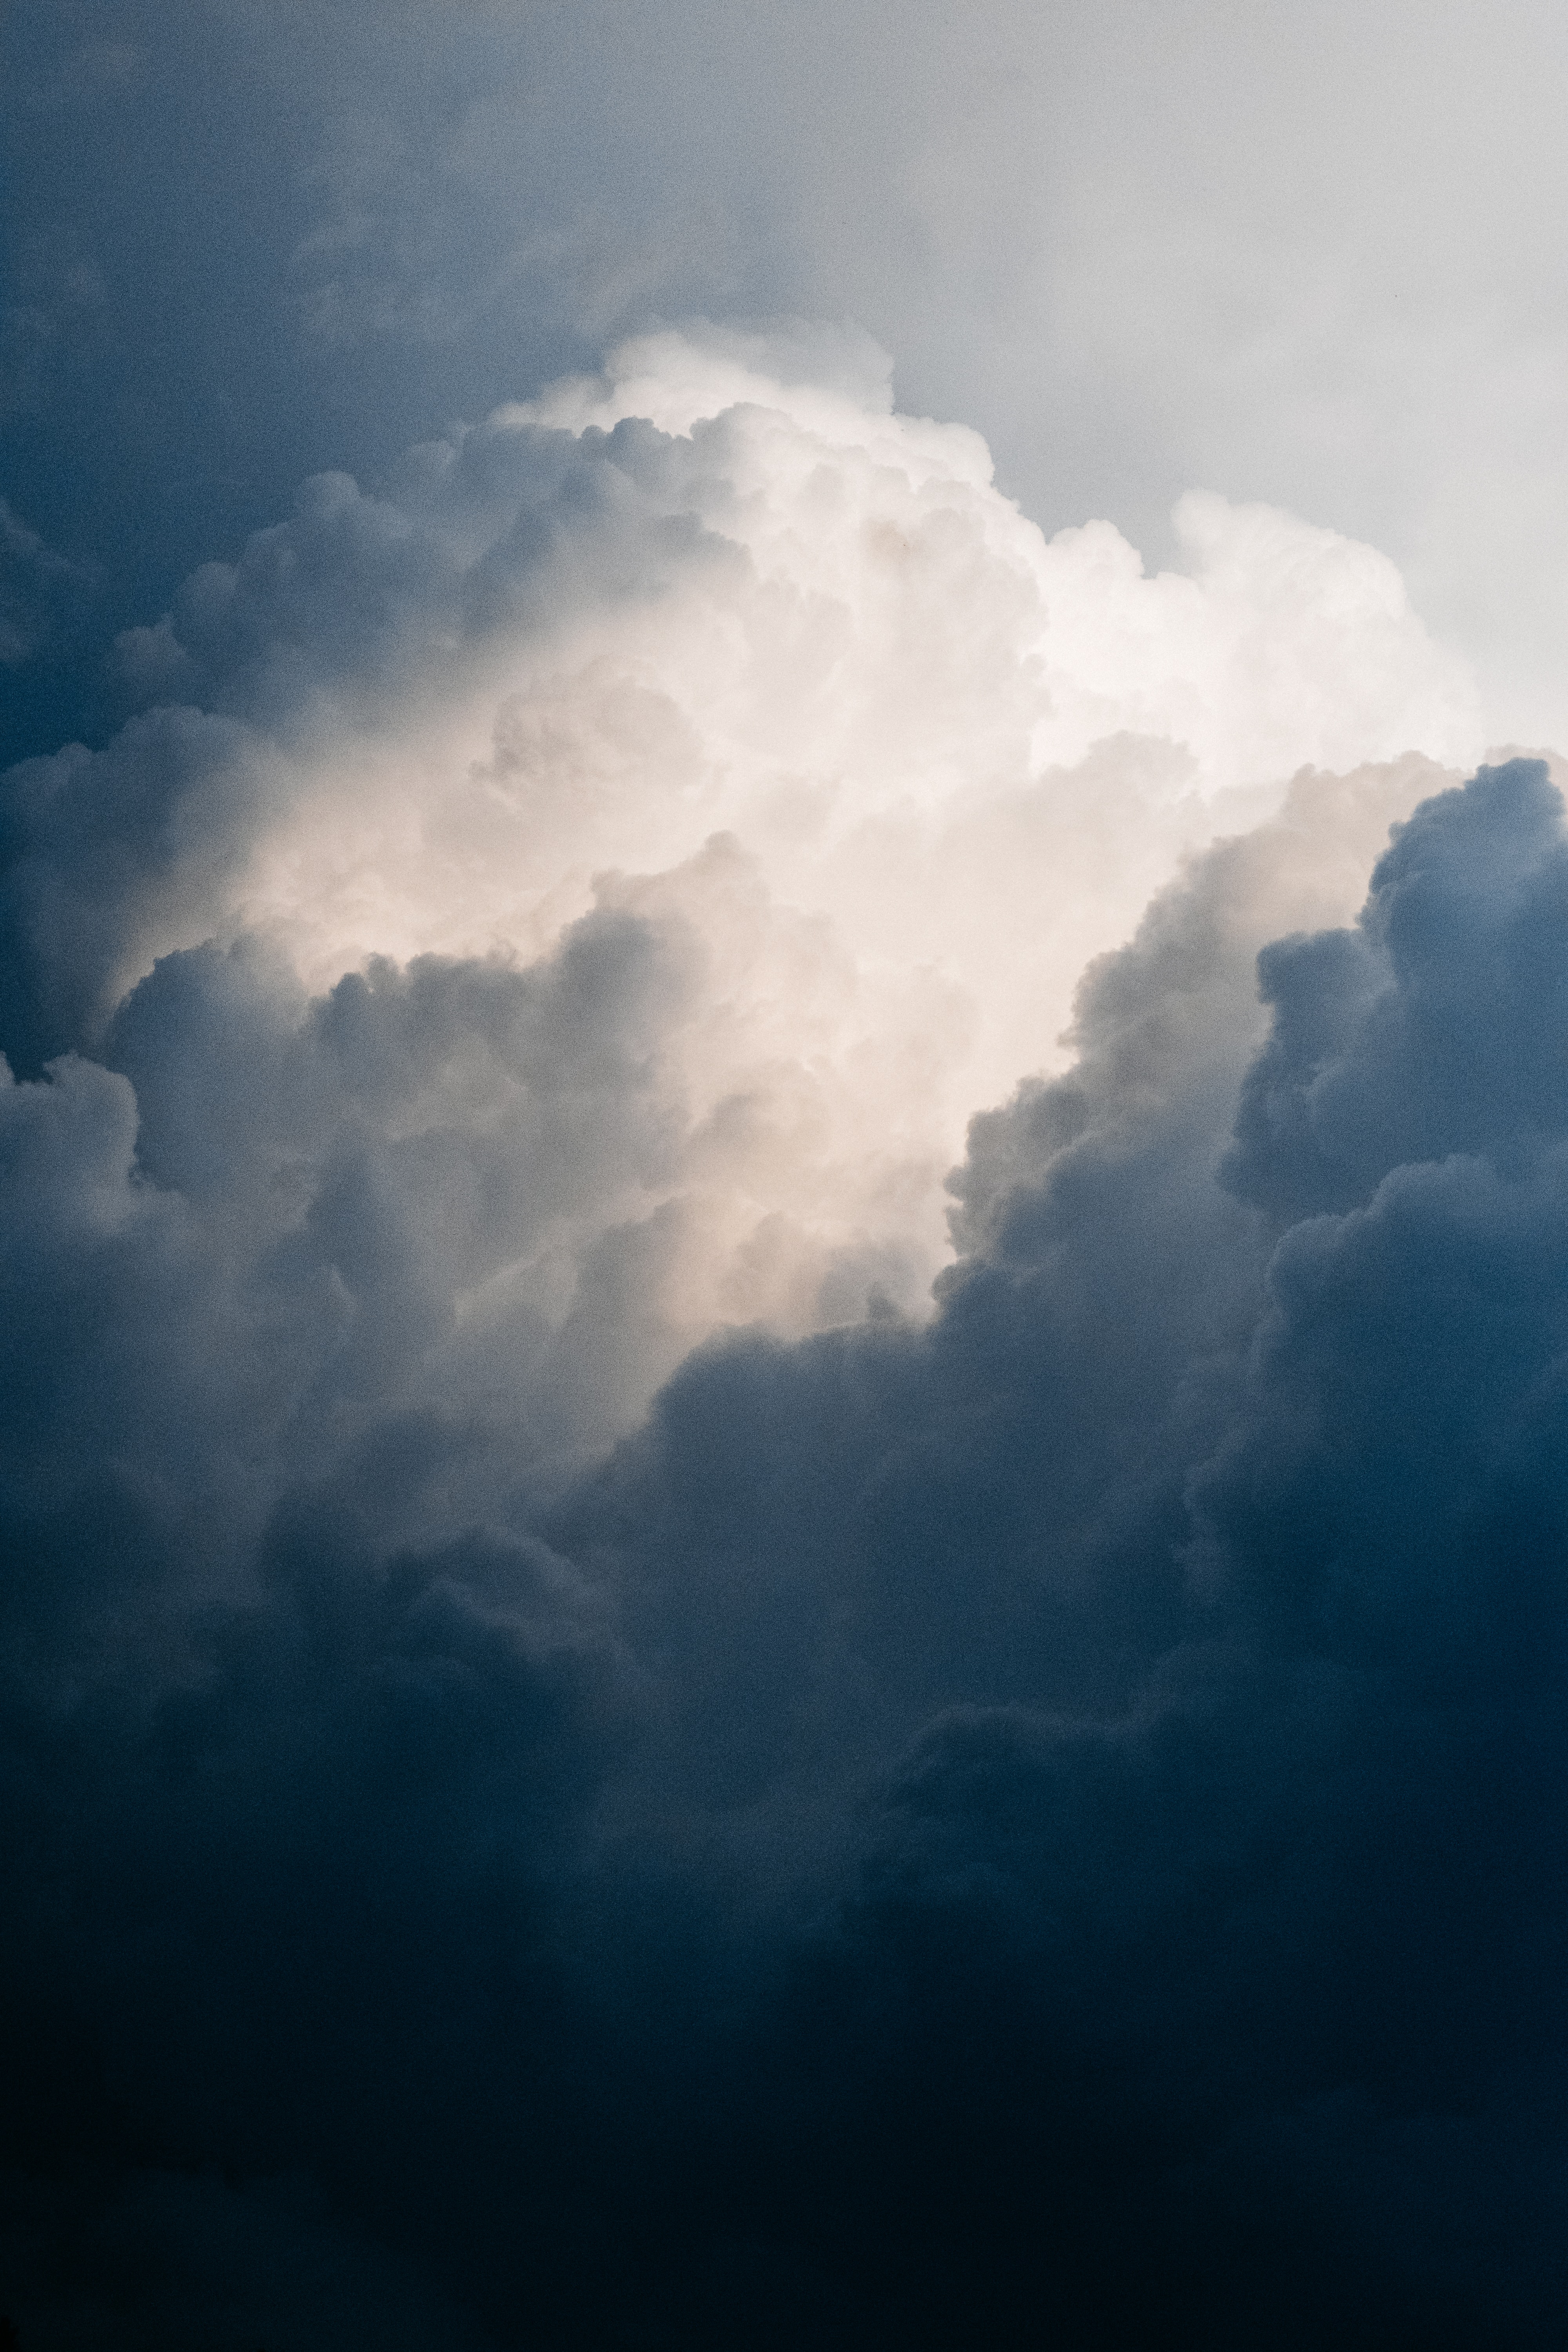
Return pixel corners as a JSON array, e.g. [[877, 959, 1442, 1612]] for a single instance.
[[5, 332, 1483, 1398]]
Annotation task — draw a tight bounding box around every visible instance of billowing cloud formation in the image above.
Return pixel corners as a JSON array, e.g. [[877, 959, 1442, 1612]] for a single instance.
[[2, 334, 1478, 1368], [1, 342, 1564, 2346]]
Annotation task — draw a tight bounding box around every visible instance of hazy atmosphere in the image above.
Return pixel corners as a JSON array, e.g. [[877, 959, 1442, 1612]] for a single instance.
[[5, 4, 1568, 2345]]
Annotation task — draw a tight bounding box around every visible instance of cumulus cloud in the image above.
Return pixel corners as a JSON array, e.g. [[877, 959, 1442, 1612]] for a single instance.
[[4, 333, 1480, 1372], [2, 331, 1563, 2346]]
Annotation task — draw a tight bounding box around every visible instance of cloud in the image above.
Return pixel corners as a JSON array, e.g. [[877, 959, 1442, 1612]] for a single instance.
[[533, 757, 1568, 2343], [0, 328, 1563, 2344], [4, 756, 1566, 2338], [2, 335, 1479, 1369], [1227, 758, 1568, 1221]]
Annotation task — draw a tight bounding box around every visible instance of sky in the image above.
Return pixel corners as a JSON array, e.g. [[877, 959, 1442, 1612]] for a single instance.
[[4, 4, 1568, 2346]]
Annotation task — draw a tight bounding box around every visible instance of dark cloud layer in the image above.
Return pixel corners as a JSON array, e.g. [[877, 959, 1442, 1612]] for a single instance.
[[4, 759, 1568, 2344]]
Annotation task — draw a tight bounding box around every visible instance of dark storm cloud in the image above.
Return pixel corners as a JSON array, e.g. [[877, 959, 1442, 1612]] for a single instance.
[[1229, 759, 1568, 1219], [9, 0, 1568, 2333], [5, 760, 1568, 2345]]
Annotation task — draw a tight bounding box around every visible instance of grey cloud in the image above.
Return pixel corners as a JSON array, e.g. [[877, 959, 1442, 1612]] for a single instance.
[[2, 411, 728, 1067], [1228, 760, 1568, 1221], [0, 707, 270, 1065], [534, 759, 1568, 2341], [109, 414, 722, 728], [5, 706, 1568, 2344]]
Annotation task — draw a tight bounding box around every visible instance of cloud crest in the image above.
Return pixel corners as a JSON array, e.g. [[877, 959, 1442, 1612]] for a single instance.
[[4, 333, 1478, 1361]]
